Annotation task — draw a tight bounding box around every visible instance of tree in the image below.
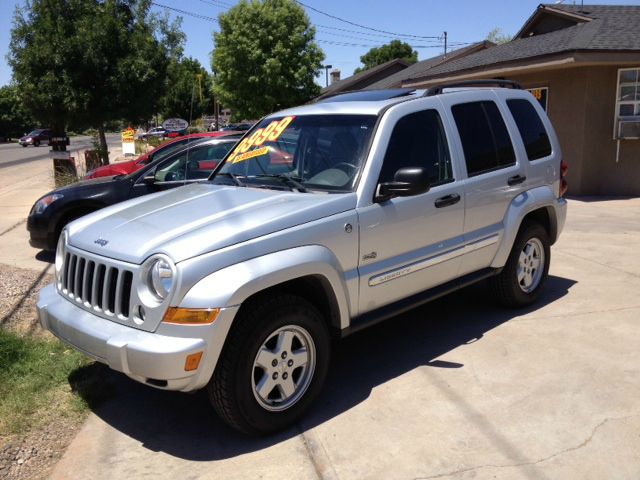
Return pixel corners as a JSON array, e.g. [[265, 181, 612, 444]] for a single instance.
[[354, 40, 418, 74], [161, 57, 213, 122], [0, 85, 34, 139], [211, 0, 324, 120], [9, 0, 183, 163], [486, 28, 511, 45]]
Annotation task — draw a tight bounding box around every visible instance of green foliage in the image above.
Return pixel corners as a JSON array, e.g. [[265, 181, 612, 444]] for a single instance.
[[0, 84, 35, 139], [161, 57, 213, 121], [0, 328, 90, 433], [212, 0, 324, 119], [9, 0, 184, 159], [486, 27, 511, 45], [354, 39, 417, 74]]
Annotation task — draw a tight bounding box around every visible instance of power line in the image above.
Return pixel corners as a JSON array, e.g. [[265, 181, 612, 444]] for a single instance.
[[316, 26, 443, 45], [296, 0, 441, 40], [151, 2, 218, 22]]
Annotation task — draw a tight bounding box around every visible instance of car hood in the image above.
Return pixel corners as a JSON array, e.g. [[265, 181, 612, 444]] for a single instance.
[[67, 183, 356, 263]]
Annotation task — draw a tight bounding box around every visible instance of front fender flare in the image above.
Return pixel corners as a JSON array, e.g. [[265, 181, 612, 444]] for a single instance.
[[178, 245, 352, 329]]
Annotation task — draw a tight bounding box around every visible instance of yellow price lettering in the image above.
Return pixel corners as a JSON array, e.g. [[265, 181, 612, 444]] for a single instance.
[[268, 116, 294, 142], [254, 121, 278, 146]]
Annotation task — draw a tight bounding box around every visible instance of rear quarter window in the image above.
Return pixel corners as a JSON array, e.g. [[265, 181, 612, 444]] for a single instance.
[[507, 99, 552, 161]]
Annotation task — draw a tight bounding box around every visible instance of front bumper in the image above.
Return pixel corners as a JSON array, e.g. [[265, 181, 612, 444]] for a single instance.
[[27, 214, 56, 250], [37, 284, 238, 392]]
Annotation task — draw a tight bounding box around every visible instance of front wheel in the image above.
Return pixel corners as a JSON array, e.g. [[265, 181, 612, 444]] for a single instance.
[[208, 294, 330, 435], [491, 222, 550, 307]]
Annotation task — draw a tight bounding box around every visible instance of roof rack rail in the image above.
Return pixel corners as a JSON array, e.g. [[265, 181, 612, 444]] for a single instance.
[[424, 79, 522, 97]]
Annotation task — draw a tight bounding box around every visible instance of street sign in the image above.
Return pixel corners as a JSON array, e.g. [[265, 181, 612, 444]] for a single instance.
[[162, 118, 189, 132]]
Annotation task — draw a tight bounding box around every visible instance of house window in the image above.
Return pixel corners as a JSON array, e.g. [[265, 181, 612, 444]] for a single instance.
[[527, 87, 548, 111], [614, 68, 640, 138]]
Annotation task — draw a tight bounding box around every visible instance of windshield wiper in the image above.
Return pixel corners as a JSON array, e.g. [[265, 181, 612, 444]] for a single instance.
[[215, 172, 245, 187], [251, 174, 308, 193]]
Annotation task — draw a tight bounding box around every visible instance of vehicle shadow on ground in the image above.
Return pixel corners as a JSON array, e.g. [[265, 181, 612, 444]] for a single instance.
[[69, 275, 576, 460]]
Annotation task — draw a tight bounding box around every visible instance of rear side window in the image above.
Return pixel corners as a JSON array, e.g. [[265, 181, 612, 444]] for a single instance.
[[452, 101, 515, 177], [507, 99, 552, 160]]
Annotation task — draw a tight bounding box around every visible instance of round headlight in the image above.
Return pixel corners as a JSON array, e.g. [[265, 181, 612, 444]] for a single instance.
[[149, 258, 174, 300], [55, 230, 66, 280]]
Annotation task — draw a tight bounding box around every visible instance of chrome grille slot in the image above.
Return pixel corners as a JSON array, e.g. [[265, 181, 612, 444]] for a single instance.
[[58, 247, 136, 322]]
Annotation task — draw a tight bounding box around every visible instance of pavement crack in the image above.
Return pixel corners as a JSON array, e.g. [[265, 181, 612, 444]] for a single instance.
[[0, 218, 26, 237], [413, 414, 640, 480], [555, 249, 640, 279]]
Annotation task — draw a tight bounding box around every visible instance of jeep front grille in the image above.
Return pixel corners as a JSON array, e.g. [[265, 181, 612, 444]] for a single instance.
[[60, 251, 134, 319]]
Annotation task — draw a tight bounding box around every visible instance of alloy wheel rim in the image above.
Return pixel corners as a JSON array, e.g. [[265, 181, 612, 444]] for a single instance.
[[517, 237, 545, 293], [251, 325, 316, 412]]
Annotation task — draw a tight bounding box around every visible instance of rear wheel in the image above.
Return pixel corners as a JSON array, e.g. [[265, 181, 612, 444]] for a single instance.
[[208, 294, 330, 435], [491, 222, 550, 307]]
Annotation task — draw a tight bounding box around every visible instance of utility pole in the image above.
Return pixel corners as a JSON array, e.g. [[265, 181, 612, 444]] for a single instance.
[[322, 64, 333, 87], [443, 31, 448, 57]]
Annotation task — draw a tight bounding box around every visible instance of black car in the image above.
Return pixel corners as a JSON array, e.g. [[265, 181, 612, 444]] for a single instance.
[[28, 136, 240, 250]]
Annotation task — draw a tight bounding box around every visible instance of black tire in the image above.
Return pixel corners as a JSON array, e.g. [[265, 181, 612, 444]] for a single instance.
[[34, 139, 40, 147], [491, 222, 550, 307], [208, 293, 330, 435], [22, 144, 27, 148]]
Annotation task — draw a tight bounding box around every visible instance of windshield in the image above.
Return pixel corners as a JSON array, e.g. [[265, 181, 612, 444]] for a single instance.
[[214, 114, 377, 192], [28, 130, 43, 136]]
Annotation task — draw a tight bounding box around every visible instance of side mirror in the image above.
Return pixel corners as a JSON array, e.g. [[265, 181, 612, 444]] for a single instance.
[[376, 167, 430, 202], [142, 174, 156, 185]]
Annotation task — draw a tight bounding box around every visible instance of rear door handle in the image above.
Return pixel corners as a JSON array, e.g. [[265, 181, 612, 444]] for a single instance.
[[434, 194, 461, 208], [508, 174, 526, 186]]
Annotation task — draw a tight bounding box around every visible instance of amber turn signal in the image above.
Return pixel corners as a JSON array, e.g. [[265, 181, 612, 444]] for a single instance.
[[162, 307, 220, 325], [185, 352, 203, 371]]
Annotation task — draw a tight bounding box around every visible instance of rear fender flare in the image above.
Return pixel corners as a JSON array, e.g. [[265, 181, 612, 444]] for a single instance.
[[491, 186, 558, 268]]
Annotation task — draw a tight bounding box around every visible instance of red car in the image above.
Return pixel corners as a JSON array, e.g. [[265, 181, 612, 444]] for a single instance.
[[85, 131, 239, 179]]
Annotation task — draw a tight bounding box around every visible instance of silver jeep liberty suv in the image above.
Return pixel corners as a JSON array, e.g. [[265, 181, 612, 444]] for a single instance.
[[38, 80, 568, 434]]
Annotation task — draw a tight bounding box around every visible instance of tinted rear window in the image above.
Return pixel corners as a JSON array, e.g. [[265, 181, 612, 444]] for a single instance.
[[452, 101, 515, 177], [507, 99, 552, 160]]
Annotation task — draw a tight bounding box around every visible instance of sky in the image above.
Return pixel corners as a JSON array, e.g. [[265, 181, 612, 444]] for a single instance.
[[1, 0, 639, 88]]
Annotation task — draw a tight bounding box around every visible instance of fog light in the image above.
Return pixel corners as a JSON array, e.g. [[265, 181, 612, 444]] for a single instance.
[[185, 352, 203, 371]]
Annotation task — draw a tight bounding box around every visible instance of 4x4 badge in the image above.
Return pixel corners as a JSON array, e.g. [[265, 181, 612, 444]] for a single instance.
[[94, 238, 109, 247]]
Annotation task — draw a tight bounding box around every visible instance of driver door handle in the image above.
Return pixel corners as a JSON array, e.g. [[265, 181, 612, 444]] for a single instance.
[[434, 193, 461, 208]]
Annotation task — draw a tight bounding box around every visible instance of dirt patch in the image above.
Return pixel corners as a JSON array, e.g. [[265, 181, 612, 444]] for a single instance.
[[0, 263, 52, 337], [0, 263, 87, 479], [0, 414, 85, 480]]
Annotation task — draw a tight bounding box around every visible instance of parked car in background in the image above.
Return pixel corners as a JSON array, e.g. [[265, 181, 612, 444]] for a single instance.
[[137, 127, 167, 140], [85, 131, 241, 179], [28, 135, 240, 250], [19, 128, 53, 147]]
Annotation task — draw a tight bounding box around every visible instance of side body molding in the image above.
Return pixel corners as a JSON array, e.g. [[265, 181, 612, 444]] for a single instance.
[[178, 245, 353, 329], [490, 185, 565, 269]]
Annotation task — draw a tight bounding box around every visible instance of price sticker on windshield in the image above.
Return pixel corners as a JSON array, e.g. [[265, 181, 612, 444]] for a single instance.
[[227, 116, 295, 164]]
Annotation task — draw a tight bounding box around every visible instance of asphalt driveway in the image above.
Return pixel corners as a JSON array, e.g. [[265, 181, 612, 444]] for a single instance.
[[47, 197, 640, 480]]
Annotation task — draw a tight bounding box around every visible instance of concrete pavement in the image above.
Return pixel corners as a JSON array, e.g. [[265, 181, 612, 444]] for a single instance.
[[43, 198, 640, 479], [0, 135, 122, 269]]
